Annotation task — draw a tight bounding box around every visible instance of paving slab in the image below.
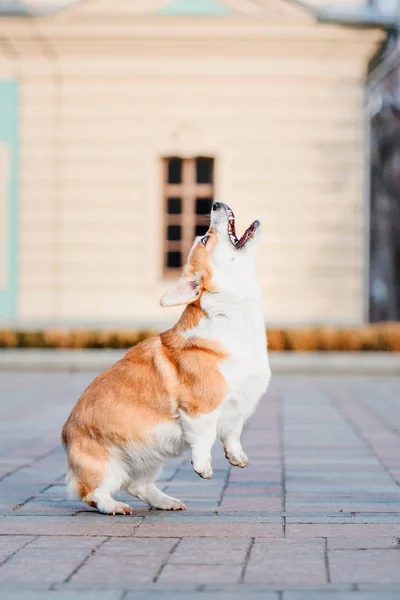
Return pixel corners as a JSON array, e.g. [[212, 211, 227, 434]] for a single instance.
[[284, 593, 400, 600], [0, 594, 123, 600], [1, 371, 400, 596]]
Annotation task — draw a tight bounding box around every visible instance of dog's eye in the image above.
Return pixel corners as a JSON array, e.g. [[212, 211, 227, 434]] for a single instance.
[[201, 235, 209, 246]]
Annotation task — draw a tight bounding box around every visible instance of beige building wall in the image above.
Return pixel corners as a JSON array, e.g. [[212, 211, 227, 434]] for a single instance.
[[0, 3, 383, 325]]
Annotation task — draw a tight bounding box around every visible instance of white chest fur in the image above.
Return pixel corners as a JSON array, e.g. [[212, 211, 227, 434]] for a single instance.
[[183, 287, 271, 421]]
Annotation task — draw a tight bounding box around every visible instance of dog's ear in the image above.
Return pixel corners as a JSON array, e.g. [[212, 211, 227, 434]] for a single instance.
[[160, 275, 201, 307]]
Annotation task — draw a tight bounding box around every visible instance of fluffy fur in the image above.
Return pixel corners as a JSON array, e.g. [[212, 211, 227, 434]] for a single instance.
[[61, 203, 271, 514]]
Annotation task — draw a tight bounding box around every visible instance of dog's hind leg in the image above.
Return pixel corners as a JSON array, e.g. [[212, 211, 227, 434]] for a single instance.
[[126, 466, 186, 511], [89, 489, 133, 515], [127, 482, 186, 511], [66, 436, 133, 515]]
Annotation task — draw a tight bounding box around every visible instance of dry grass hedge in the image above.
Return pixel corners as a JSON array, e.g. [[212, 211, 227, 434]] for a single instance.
[[266, 324, 400, 352], [0, 324, 400, 351]]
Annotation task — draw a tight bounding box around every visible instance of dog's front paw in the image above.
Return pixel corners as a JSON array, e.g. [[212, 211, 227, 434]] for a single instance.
[[225, 450, 249, 468], [192, 460, 213, 479]]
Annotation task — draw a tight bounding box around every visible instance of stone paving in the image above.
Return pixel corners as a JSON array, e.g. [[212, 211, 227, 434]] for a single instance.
[[0, 371, 400, 599]]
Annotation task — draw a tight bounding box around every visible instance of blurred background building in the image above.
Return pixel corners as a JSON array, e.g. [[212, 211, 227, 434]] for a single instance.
[[0, 0, 398, 327]]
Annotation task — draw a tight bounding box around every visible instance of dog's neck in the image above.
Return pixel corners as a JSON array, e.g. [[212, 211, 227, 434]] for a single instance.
[[202, 285, 262, 315], [174, 282, 263, 334]]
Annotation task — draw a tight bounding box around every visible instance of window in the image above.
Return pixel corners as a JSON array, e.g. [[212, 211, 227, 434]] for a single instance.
[[163, 157, 214, 272]]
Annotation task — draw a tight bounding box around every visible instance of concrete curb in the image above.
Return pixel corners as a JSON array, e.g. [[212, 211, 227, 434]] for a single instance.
[[1, 349, 400, 374]]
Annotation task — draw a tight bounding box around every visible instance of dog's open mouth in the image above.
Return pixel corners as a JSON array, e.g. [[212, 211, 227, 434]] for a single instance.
[[227, 207, 260, 249]]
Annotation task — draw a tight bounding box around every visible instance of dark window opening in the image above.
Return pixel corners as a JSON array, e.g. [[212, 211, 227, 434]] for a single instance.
[[166, 251, 182, 268], [168, 158, 182, 184], [196, 197, 212, 215], [167, 225, 182, 241], [167, 197, 182, 215], [196, 157, 213, 184], [195, 224, 209, 237]]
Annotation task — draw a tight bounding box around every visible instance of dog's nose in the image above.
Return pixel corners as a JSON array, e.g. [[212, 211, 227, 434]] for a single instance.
[[212, 202, 222, 211]]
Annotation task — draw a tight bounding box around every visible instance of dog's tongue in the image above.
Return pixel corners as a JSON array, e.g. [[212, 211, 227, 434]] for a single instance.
[[227, 206, 259, 248], [235, 220, 260, 249]]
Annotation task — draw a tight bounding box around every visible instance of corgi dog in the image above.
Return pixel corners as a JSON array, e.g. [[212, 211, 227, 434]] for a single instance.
[[61, 202, 271, 515]]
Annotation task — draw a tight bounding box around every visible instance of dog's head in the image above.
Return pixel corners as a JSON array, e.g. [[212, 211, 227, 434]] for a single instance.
[[160, 203, 261, 308]]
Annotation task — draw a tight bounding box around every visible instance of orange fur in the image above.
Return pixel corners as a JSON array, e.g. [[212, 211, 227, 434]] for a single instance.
[[183, 226, 218, 293]]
